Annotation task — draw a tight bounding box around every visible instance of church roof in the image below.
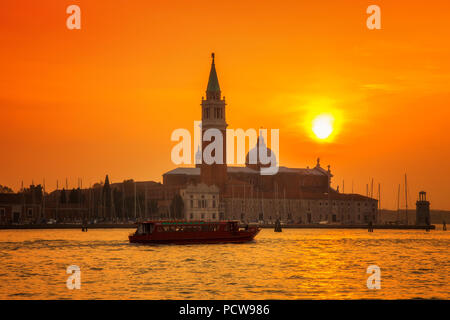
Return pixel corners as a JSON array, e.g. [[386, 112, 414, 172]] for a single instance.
[[206, 53, 220, 93], [277, 166, 328, 175], [163, 166, 328, 176], [227, 166, 259, 174], [163, 167, 200, 175]]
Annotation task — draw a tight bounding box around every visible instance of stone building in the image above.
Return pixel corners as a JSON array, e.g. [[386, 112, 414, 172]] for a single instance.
[[0, 193, 43, 225], [180, 183, 220, 221], [222, 193, 377, 224]]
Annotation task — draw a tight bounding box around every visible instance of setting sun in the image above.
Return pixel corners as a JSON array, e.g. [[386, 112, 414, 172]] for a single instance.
[[312, 114, 334, 140]]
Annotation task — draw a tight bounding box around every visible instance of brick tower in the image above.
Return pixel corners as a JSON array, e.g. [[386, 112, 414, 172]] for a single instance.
[[200, 53, 228, 189]]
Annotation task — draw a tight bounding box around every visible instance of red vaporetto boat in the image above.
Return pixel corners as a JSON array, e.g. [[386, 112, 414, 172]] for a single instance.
[[129, 220, 260, 244]]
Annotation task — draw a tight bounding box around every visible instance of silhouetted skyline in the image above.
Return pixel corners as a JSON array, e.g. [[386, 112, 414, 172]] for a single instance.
[[1, 1, 450, 209]]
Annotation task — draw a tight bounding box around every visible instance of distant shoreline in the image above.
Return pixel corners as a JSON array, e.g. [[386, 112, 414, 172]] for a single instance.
[[0, 223, 436, 230]]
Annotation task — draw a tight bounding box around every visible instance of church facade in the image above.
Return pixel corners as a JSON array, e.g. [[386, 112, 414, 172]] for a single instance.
[[162, 54, 378, 224]]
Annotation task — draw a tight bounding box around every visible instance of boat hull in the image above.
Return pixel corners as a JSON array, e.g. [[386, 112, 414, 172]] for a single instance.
[[129, 229, 260, 245]]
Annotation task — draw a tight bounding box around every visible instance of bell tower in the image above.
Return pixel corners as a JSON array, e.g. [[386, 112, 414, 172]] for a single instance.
[[200, 53, 228, 189]]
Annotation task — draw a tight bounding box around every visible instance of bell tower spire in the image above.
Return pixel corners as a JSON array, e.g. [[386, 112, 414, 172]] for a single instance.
[[200, 53, 228, 190], [206, 52, 221, 100]]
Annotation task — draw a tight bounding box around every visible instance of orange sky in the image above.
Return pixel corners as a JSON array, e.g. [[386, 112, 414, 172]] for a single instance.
[[1, 0, 450, 209]]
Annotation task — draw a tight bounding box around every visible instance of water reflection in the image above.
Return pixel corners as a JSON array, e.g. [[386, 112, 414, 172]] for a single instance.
[[0, 228, 448, 299]]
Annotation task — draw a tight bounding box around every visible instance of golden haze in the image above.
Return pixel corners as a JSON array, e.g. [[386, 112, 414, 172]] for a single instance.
[[1, 0, 450, 209]]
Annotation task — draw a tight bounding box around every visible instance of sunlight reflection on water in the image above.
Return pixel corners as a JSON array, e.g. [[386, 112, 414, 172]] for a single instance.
[[0, 228, 448, 299]]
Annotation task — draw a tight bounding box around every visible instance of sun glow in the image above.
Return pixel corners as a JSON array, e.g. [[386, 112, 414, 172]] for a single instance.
[[312, 114, 334, 140]]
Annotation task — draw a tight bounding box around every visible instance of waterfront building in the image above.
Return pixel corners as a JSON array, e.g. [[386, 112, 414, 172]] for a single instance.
[[180, 183, 220, 221], [0, 191, 43, 224]]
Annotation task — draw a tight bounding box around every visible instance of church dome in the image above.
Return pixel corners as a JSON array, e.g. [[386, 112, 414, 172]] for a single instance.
[[245, 135, 277, 170]]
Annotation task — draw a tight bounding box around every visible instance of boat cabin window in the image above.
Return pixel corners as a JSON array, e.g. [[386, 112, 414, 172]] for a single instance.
[[223, 222, 238, 232], [200, 224, 219, 232], [137, 223, 154, 235], [154, 223, 225, 232], [228, 222, 239, 232]]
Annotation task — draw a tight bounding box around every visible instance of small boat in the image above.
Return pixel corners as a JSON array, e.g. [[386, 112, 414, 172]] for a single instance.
[[129, 220, 260, 244]]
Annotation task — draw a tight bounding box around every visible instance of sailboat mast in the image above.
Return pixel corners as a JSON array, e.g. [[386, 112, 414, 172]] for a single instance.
[[134, 181, 137, 220], [378, 183, 381, 210], [122, 183, 125, 221], [42, 178, 45, 223], [405, 174, 408, 225], [371, 178, 374, 198], [275, 182, 279, 218], [145, 183, 148, 219], [243, 184, 246, 221], [260, 189, 264, 220], [56, 180, 59, 221], [231, 184, 234, 219], [396, 184, 400, 223]]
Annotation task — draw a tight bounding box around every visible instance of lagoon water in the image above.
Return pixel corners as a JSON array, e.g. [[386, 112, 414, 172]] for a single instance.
[[0, 228, 449, 299]]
